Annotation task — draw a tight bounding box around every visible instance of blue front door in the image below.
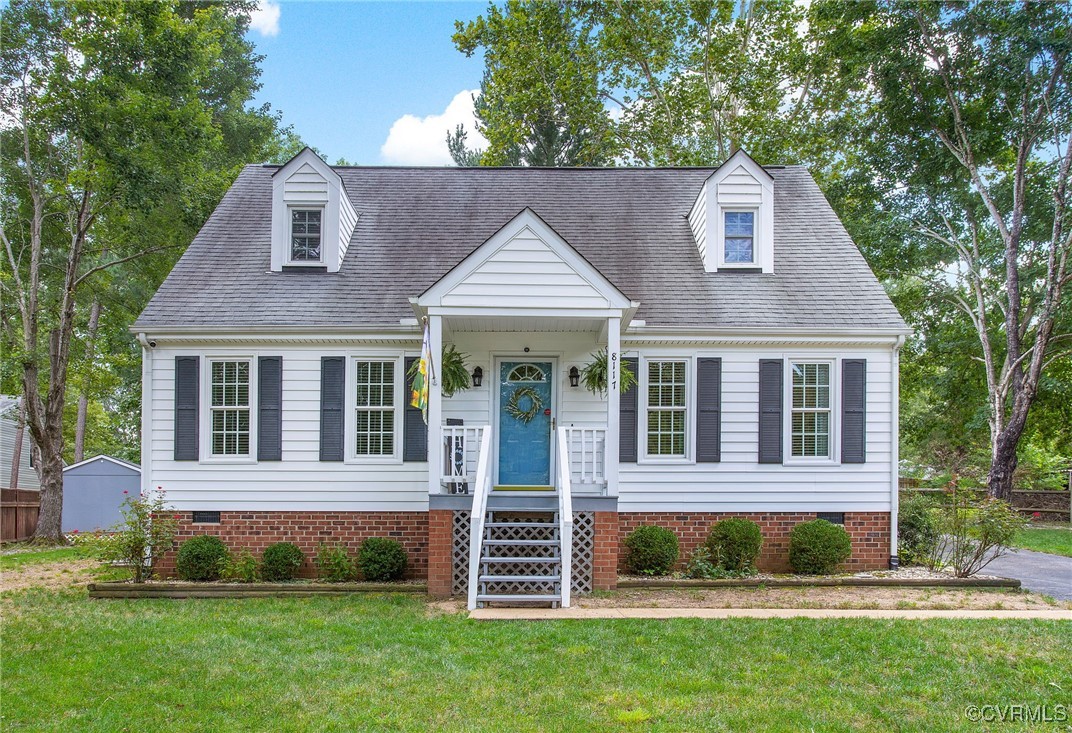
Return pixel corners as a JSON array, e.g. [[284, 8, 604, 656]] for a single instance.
[[498, 361, 553, 486]]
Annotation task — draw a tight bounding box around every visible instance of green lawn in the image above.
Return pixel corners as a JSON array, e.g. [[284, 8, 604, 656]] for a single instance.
[[0, 545, 88, 571], [2, 590, 1070, 731], [1012, 526, 1072, 557]]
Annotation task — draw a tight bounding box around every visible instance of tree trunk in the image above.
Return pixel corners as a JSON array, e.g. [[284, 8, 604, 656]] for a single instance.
[[34, 441, 65, 541], [73, 299, 102, 463], [9, 400, 26, 489], [987, 398, 1031, 501]]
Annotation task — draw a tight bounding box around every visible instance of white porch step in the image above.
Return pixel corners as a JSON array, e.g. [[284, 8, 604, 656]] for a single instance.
[[477, 594, 561, 603], [484, 521, 557, 528], [482, 539, 558, 547], [480, 555, 560, 564], [479, 574, 561, 583]]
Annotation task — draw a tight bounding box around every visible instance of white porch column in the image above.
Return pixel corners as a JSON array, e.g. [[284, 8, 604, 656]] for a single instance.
[[606, 316, 621, 497], [427, 314, 444, 495]]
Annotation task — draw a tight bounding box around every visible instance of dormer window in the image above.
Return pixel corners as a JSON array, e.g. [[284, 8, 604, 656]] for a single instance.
[[688, 149, 774, 274], [290, 208, 323, 262], [724, 211, 755, 264]]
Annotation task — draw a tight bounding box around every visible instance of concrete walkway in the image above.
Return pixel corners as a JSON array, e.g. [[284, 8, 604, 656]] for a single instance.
[[984, 547, 1072, 601], [470, 607, 1072, 621]]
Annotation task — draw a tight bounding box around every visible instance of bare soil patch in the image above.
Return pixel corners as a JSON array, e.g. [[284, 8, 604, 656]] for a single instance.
[[1, 559, 98, 593]]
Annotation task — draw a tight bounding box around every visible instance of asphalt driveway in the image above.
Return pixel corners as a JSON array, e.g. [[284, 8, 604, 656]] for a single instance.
[[984, 547, 1072, 601]]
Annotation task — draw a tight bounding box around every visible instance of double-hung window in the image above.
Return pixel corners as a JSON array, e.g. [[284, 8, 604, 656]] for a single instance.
[[724, 211, 755, 264], [210, 360, 251, 456], [354, 360, 396, 457], [790, 362, 831, 458], [646, 360, 688, 458], [290, 208, 323, 262]]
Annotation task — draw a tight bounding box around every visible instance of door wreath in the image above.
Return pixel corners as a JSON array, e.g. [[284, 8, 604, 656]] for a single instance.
[[505, 386, 543, 424]]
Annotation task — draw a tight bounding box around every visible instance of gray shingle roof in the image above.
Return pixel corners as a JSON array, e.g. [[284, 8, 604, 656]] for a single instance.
[[134, 164, 907, 331]]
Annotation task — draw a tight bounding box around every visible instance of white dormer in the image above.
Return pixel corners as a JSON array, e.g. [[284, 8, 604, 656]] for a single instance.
[[270, 148, 358, 273], [688, 149, 774, 274]]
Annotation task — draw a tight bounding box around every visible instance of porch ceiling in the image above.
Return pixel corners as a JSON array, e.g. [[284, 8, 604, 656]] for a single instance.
[[446, 316, 607, 333]]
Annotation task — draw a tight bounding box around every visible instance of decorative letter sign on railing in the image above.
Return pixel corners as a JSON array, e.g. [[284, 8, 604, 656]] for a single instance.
[[441, 425, 484, 494]]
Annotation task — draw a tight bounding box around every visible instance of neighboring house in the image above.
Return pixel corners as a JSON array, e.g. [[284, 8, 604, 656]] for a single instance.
[[62, 455, 140, 533], [0, 395, 41, 491], [134, 148, 909, 607]]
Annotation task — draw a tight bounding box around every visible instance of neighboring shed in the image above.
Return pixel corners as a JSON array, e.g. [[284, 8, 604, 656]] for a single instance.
[[62, 456, 140, 533]]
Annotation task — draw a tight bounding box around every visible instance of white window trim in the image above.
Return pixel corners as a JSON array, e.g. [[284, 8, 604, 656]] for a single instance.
[[200, 355, 257, 465], [287, 206, 326, 266], [638, 355, 695, 464], [783, 357, 840, 466], [717, 207, 760, 269], [345, 354, 404, 465]]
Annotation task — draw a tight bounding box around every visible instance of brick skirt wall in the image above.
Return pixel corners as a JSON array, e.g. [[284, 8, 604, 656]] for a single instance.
[[156, 511, 428, 580], [617, 512, 892, 573]]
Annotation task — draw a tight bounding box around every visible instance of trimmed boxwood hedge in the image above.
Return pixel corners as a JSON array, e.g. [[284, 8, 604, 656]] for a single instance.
[[261, 542, 305, 581], [704, 518, 762, 574], [624, 525, 679, 576], [789, 519, 852, 574], [175, 535, 229, 581], [358, 538, 408, 581]]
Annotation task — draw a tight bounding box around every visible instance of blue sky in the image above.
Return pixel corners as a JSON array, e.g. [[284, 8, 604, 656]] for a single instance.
[[247, 1, 488, 165]]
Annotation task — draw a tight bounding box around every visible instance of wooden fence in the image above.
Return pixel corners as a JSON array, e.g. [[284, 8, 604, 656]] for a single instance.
[[1, 488, 40, 542], [899, 479, 1071, 522]]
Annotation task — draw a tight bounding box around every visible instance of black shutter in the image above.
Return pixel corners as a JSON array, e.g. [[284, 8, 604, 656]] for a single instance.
[[619, 357, 639, 463], [696, 358, 722, 463], [258, 356, 283, 461], [174, 356, 199, 461], [841, 359, 867, 463], [758, 359, 783, 464], [402, 356, 428, 462], [319, 357, 345, 462]]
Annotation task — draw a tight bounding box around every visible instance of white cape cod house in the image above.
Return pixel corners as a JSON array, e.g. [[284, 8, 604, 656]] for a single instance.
[[134, 148, 909, 607]]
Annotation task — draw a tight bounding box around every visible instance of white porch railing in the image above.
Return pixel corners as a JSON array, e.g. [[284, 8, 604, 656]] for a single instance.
[[441, 425, 484, 494], [556, 427, 574, 608], [466, 427, 493, 611], [563, 426, 607, 493]]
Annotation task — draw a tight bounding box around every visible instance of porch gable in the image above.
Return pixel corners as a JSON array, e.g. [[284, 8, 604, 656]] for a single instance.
[[418, 208, 634, 314]]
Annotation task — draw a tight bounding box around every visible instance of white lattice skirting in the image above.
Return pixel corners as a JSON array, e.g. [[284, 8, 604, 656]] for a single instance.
[[451, 510, 595, 596]]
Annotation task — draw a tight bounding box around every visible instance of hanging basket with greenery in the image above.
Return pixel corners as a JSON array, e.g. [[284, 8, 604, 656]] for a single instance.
[[407, 344, 472, 398], [579, 348, 637, 396]]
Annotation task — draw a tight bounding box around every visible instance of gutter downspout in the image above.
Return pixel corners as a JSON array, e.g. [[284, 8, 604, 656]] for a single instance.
[[137, 333, 153, 498], [890, 334, 905, 569]]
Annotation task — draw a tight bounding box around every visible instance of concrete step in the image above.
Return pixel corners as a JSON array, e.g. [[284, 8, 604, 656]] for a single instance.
[[476, 594, 561, 603]]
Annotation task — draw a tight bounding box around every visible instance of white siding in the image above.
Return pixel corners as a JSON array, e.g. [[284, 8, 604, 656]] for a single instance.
[[339, 194, 358, 267], [716, 165, 764, 207], [145, 337, 897, 515], [440, 229, 612, 310], [619, 344, 894, 513], [688, 190, 707, 264], [282, 162, 330, 202]]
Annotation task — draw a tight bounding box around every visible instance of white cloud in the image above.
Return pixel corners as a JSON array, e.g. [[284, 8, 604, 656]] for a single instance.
[[380, 90, 488, 166], [249, 0, 280, 37]]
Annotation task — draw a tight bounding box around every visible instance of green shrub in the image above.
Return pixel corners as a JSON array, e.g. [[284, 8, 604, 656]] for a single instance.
[[704, 518, 762, 574], [898, 492, 940, 566], [929, 481, 1027, 577], [219, 548, 260, 583], [86, 490, 179, 583], [683, 546, 737, 579], [358, 538, 408, 581], [624, 525, 679, 576], [175, 535, 229, 581], [261, 542, 305, 581], [314, 544, 356, 583], [789, 520, 852, 574]]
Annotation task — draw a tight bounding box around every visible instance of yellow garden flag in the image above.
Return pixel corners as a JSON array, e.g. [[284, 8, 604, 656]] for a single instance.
[[411, 321, 433, 423]]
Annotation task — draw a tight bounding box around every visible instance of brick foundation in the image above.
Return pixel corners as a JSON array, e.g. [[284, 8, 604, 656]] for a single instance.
[[157, 511, 428, 580], [616, 512, 892, 574], [427, 509, 454, 598]]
